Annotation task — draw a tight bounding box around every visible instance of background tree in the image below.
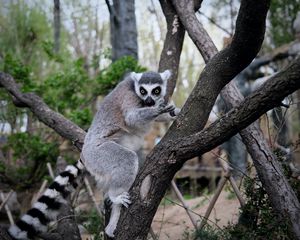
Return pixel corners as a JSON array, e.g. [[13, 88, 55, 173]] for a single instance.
[[105, 0, 138, 61], [53, 0, 61, 53]]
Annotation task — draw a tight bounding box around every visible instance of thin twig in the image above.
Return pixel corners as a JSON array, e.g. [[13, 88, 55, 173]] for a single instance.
[[210, 151, 251, 179], [149, 228, 157, 240], [163, 197, 224, 231], [198, 175, 228, 230], [47, 162, 55, 179], [228, 176, 245, 207], [0, 190, 13, 211], [32, 180, 48, 203], [71, 181, 84, 207], [219, 160, 245, 207], [84, 177, 102, 216], [0, 193, 14, 225], [171, 180, 198, 228], [49, 214, 77, 229], [197, 11, 232, 36]]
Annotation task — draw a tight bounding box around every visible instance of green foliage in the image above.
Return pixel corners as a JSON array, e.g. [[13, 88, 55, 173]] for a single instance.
[[269, 0, 300, 47], [1, 53, 37, 92], [221, 148, 300, 240], [82, 209, 104, 240], [223, 177, 293, 240], [0, 0, 53, 76], [0, 162, 5, 173], [2, 133, 59, 188], [95, 56, 146, 95], [183, 194, 194, 200], [41, 58, 93, 128], [188, 150, 299, 240], [194, 225, 225, 240], [69, 108, 93, 130], [40, 56, 145, 129], [41, 40, 64, 63]]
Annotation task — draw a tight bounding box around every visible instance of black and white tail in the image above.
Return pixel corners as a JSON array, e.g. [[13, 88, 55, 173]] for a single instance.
[[8, 159, 85, 240]]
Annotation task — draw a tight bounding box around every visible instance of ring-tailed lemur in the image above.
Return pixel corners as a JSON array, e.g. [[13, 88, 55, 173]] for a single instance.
[[82, 70, 178, 237], [8, 160, 85, 240], [8, 70, 179, 239]]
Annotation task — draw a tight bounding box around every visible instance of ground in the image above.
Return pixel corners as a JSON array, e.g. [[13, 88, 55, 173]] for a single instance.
[[80, 189, 240, 239], [151, 190, 240, 240]]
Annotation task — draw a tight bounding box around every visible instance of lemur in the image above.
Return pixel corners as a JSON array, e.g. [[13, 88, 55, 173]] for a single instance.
[[8, 160, 85, 240], [8, 70, 179, 239]]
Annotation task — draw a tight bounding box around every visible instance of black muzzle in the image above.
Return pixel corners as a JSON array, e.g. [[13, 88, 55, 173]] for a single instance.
[[144, 97, 155, 106]]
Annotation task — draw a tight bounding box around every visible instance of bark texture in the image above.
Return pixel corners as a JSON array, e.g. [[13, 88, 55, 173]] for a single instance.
[[173, 0, 300, 237], [158, 0, 203, 100], [158, 0, 185, 101], [55, 204, 81, 240], [106, 0, 138, 61]]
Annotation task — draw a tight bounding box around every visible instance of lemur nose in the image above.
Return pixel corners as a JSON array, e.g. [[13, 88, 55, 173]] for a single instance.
[[145, 97, 155, 106]]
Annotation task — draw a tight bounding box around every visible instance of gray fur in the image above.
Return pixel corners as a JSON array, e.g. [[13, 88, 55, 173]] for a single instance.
[[138, 71, 163, 84], [81, 70, 179, 237]]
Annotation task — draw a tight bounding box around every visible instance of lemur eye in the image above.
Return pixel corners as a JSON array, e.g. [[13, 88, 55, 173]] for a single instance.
[[140, 87, 147, 95], [152, 87, 161, 95]]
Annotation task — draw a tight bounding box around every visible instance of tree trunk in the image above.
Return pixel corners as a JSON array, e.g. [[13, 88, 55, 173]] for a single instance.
[[53, 0, 60, 54], [106, 0, 138, 61]]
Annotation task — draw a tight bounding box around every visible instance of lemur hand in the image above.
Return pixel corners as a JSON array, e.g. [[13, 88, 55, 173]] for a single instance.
[[170, 107, 180, 117], [157, 99, 175, 114]]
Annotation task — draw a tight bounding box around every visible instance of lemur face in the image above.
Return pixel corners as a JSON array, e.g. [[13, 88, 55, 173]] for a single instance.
[[131, 70, 171, 107]]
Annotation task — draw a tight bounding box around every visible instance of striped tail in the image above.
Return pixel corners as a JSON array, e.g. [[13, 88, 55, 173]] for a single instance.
[[8, 159, 85, 240]]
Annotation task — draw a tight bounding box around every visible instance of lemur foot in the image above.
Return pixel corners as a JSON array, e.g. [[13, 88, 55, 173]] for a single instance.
[[105, 223, 116, 237], [111, 192, 131, 208]]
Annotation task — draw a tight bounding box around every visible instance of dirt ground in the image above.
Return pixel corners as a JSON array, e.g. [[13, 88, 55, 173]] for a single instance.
[[151, 191, 240, 240], [80, 190, 240, 240]]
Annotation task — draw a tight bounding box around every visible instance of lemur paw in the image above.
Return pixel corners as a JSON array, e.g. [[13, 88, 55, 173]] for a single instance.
[[105, 224, 116, 237], [158, 103, 175, 114], [157, 98, 166, 107], [111, 192, 131, 208], [170, 107, 181, 117]]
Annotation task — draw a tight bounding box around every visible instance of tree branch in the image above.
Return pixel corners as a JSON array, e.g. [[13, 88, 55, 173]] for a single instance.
[[0, 72, 86, 150], [158, 0, 203, 101], [172, 0, 300, 237], [167, 0, 270, 140], [170, 58, 300, 160], [158, 0, 185, 101]]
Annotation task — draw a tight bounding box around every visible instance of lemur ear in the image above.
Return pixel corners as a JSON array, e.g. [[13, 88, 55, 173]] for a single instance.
[[160, 70, 172, 82], [131, 72, 143, 82]]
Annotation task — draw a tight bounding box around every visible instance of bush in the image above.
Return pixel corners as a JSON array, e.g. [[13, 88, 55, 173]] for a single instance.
[[2, 132, 59, 189]]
